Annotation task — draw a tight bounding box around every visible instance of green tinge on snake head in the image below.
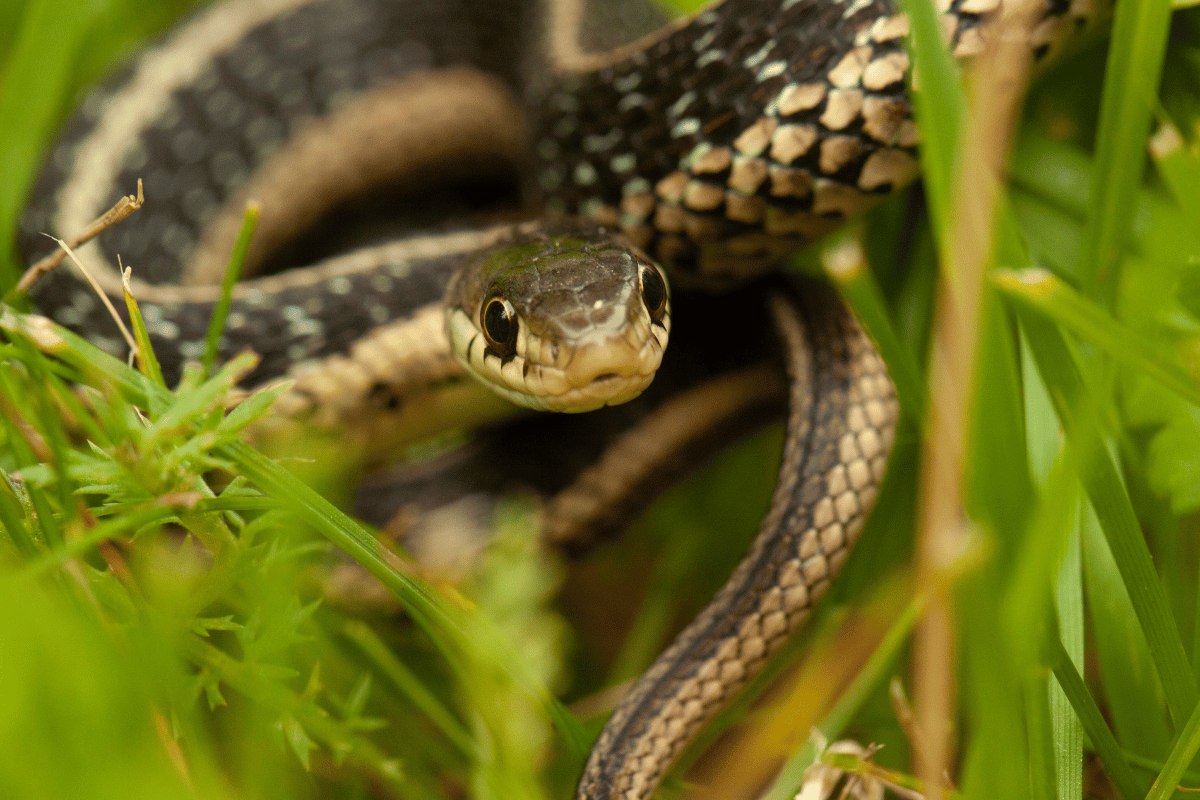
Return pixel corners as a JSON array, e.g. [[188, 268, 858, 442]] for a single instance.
[[444, 227, 671, 413]]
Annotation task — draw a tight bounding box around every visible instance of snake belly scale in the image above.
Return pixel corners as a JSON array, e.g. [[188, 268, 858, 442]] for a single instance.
[[15, 0, 1096, 797]]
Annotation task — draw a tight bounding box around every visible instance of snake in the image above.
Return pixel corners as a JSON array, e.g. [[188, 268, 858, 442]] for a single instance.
[[13, 0, 1104, 797]]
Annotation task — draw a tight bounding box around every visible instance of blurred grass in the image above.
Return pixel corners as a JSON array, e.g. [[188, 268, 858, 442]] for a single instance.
[[3, 0, 1200, 799]]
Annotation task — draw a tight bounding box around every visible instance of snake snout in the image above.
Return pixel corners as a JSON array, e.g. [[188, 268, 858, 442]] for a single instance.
[[562, 339, 644, 389]]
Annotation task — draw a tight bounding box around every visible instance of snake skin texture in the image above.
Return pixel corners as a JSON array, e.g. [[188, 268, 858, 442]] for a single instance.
[[19, 0, 542, 385], [535, 0, 1093, 285], [21, 0, 532, 281], [577, 281, 897, 800]]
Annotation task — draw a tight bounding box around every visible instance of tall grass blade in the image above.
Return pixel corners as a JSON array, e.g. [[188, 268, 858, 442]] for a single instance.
[[1145, 697, 1200, 799], [1019, 310, 1197, 725], [895, 0, 964, 251], [1051, 640, 1146, 798], [1077, 0, 1173, 299], [203, 204, 259, 374], [1081, 500, 1172, 758], [993, 268, 1200, 407]]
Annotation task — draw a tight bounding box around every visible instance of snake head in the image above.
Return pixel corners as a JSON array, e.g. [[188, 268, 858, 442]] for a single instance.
[[445, 225, 671, 413]]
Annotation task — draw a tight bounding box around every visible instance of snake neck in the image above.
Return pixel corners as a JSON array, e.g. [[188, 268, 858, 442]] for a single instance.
[[533, 0, 1103, 286]]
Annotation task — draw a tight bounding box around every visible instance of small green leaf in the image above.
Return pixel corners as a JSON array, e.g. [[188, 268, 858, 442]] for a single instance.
[[192, 615, 241, 636], [217, 381, 290, 435], [203, 203, 259, 374], [346, 674, 372, 718], [282, 716, 316, 770], [122, 271, 166, 388]]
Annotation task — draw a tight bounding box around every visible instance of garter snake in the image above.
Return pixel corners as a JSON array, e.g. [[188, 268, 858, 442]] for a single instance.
[[14, 0, 1104, 798]]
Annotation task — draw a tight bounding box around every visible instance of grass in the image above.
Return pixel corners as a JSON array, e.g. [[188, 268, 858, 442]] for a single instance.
[[2, 0, 1200, 798]]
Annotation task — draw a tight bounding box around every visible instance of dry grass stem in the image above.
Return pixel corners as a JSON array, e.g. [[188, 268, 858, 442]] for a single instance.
[[912, 2, 1043, 797], [15, 179, 143, 294]]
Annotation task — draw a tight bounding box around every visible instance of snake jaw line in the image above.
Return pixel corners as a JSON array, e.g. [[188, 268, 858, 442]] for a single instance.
[[445, 303, 667, 413]]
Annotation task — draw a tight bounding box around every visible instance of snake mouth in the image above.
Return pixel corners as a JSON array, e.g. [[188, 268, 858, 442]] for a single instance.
[[541, 368, 657, 412], [508, 331, 666, 413], [445, 305, 670, 413], [519, 321, 669, 412]]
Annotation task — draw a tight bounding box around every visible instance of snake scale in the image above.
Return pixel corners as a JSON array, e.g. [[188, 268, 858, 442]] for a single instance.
[[15, 0, 1100, 797]]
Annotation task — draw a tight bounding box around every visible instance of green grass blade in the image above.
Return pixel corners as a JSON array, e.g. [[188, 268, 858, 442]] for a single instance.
[[0, 0, 203, 288], [0, 0, 99, 289], [1146, 697, 1200, 799], [1019, 309, 1198, 726], [993, 267, 1200, 407], [123, 274, 167, 388], [1081, 498, 1172, 758], [1124, 749, 1200, 787], [203, 204, 259, 374], [966, 288, 1035, 541], [1000, 455, 1077, 666], [0, 308, 160, 405], [1025, 673, 1057, 800], [961, 585, 1029, 800], [895, 0, 964, 253], [1053, 523, 1085, 800], [1050, 640, 1147, 798], [1077, 0, 1173, 299], [823, 236, 925, 417]]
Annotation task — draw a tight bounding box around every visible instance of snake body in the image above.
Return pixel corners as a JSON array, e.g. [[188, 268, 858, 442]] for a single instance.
[[16, 0, 1101, 797]]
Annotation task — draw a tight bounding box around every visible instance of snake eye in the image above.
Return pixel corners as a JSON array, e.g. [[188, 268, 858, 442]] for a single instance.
[[639, 264, 668, 324], [481, 295, 518, 358]]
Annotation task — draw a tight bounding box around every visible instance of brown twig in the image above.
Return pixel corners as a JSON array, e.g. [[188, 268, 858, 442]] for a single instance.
[[15, 179, 143, 295]]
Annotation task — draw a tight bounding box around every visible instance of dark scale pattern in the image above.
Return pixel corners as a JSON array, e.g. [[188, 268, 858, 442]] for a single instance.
[[17, 0, 1095, 370], [11, 2, 1098, 800], [220, 252, 461, 384], [20, 0, 535, 285], [104, 0, 532, 285], [22, 240, 463, 388], [946, 0, 993, 49], [533, 0, 913, 277], [17, 60, 140, 252]]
